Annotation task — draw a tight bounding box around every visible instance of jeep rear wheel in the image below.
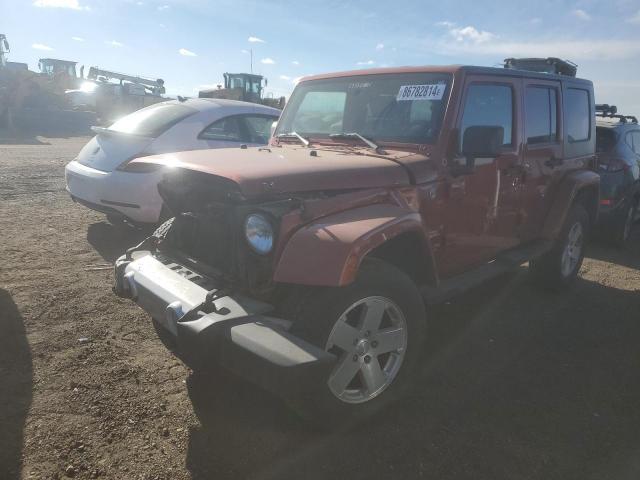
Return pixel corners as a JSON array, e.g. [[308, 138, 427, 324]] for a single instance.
[[530, 203, 589, 290], [287, 258, 427, 427]]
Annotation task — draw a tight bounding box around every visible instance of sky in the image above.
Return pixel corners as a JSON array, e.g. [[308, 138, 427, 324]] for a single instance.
[[4, 0, 640, 112]]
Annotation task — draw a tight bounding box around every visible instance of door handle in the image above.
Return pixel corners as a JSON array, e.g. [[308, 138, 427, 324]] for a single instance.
[[545, 156, 563, 168]]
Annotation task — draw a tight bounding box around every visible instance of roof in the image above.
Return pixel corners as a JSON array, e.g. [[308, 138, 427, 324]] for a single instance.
[[301, 64, 592, 85], [161, 97, 280, 115], [39, 58, 77, 65], [596, 118, 639, 129]]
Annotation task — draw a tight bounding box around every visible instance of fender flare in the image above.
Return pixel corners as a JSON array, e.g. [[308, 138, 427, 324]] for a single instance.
[[542, 169, 600, 240], [273, 203, 435, 287]]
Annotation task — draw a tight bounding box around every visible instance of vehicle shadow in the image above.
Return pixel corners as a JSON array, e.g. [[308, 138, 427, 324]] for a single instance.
[[86, 221, 149, 263], [587, 227, 640, 270], [185, 273, 640, 480], [0, 289, 33, 480]]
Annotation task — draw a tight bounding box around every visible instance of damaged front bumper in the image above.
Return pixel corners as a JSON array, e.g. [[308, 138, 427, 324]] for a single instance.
[[114, 251, 335, 398]]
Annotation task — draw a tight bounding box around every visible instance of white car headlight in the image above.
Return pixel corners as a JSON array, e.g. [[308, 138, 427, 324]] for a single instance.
[[244, 213, 274, 254]]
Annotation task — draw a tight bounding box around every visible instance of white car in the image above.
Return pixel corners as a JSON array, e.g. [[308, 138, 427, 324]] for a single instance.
[[65, 98, 280, 225]]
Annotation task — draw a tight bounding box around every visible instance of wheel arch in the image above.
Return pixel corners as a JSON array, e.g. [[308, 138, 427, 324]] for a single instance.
[[542, 170, 600, 239], [273, 203, 437, 287]]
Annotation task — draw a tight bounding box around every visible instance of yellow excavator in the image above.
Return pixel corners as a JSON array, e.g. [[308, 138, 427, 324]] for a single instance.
[[198, 72, 285, 109]]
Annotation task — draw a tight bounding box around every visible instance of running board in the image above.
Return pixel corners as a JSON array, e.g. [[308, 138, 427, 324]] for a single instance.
[[422, 240, 552, 305]]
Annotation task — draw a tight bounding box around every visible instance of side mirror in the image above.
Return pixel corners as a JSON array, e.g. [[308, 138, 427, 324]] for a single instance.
[[270, 121, 278, 139], [3, 39, 9, 51], [462, 125, 503, 159]]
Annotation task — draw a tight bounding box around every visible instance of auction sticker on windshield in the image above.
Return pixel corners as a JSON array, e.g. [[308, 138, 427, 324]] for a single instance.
[[396, 84, 445, 101]]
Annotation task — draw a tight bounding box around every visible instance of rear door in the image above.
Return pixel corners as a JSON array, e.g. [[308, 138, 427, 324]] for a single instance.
[[519, 78, 563, 240]]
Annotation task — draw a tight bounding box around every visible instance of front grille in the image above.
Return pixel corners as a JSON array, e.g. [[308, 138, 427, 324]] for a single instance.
[[165, 209, 237, 278]]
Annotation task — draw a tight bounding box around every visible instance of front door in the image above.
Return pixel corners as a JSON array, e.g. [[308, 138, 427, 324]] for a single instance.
[[439, 77, 524, 277]]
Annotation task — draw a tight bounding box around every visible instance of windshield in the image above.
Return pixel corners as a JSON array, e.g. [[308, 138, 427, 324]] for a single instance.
[[108, 103, 196, 137], [275, 73, 451, 144]]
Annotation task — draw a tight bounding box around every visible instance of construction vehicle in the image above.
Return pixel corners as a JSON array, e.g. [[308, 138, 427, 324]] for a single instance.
[[65, 66, 167, 123], [198, 72, 285, 109], [0, 34, 95, 132]]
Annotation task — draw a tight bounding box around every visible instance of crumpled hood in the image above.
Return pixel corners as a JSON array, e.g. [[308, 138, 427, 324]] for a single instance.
[[132, 145, 416, 197]]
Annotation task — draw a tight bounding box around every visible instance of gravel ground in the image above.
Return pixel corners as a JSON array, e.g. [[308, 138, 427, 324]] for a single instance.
[[1, 136, 639, 480]]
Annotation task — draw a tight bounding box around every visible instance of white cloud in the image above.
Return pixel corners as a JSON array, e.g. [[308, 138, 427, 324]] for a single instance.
[[158, 4, 169, 10], [279, 75, 291, 80], [436, 21, 455, 27], [449, 25, 495, 43], [32, 43, 53, 51], [356, 60, 375, 65], [71, 36, 84, 42], [627, 11, 640, 24], [248, 36, 265, 43], [33, 0, 88, 10], [179, 48, 197, 57], [376, 43, 384, 50], [261, 57, 275, 64], [105, 40, 124, 47], [572, 9, 591, 21], [159, 23, 166, 28], [291, 60, 300, 65]]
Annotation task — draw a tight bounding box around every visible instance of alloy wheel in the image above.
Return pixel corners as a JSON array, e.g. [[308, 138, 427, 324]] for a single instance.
[[324, 296, 408, 404], [561, 222, 584, 277]]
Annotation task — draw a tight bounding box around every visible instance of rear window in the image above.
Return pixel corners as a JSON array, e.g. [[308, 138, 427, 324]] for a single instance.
[[565, 88, 591, 143], [109, 103, 196, 137], [596, 127, 617, 153]]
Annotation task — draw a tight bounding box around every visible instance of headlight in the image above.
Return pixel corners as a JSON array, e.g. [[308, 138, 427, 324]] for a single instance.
[[244, 213, 274, 254]]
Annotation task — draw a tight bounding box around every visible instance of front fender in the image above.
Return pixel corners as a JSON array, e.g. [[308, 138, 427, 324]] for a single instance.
[[273, 203, 426, 286], [542, 169, 600, 239]]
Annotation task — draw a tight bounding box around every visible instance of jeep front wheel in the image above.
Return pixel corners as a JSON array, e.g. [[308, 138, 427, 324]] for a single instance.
[[288, 259, 427, 427], [530, 203, 589, 290]]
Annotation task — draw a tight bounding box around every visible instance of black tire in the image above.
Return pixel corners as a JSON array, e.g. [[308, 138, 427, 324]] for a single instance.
[[286, 258, 427, 429], [530, 203, 589, 290]]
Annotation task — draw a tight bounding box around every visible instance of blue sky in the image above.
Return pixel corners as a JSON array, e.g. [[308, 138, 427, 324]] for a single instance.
[[5, 0, 640, 112]]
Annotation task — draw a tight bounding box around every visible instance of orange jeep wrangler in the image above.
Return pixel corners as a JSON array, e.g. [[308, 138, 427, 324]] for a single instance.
[[114, 62, 599, 423]]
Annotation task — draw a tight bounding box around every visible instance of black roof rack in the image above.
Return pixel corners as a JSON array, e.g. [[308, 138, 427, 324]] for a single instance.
[[596, 104, 638, 124], [504, 57, 577, 77]]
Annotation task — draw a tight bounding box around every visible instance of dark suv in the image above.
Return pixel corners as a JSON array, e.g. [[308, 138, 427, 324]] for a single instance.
[[595, 104, 640, 244], [114, 63, 599, 424]]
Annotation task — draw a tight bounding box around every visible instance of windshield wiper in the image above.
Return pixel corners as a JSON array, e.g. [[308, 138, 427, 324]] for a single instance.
[[276, 131, 310, 147], [329, 132, 386, 154]]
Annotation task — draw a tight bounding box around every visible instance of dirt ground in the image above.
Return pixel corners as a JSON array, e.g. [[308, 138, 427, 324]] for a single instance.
[[1, 136, 640, 480]]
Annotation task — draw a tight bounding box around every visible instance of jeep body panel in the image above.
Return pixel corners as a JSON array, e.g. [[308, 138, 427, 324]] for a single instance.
[[132, 145, 412, 197], [274, 202, 430, 286], [541, 169, 600, 239]]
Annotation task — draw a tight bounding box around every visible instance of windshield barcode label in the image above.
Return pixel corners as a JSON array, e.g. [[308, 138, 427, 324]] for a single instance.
[[396, 84, 445, 101]]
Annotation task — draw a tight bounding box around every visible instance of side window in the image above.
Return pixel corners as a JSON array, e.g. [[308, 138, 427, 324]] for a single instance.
[[242, 115, 278, 144], [565, 88, 590, 143], [525, 86, 558, 145], [461, 84, 513, 147], [200, 116, 243, 142], [632, 132, 640, 155]]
